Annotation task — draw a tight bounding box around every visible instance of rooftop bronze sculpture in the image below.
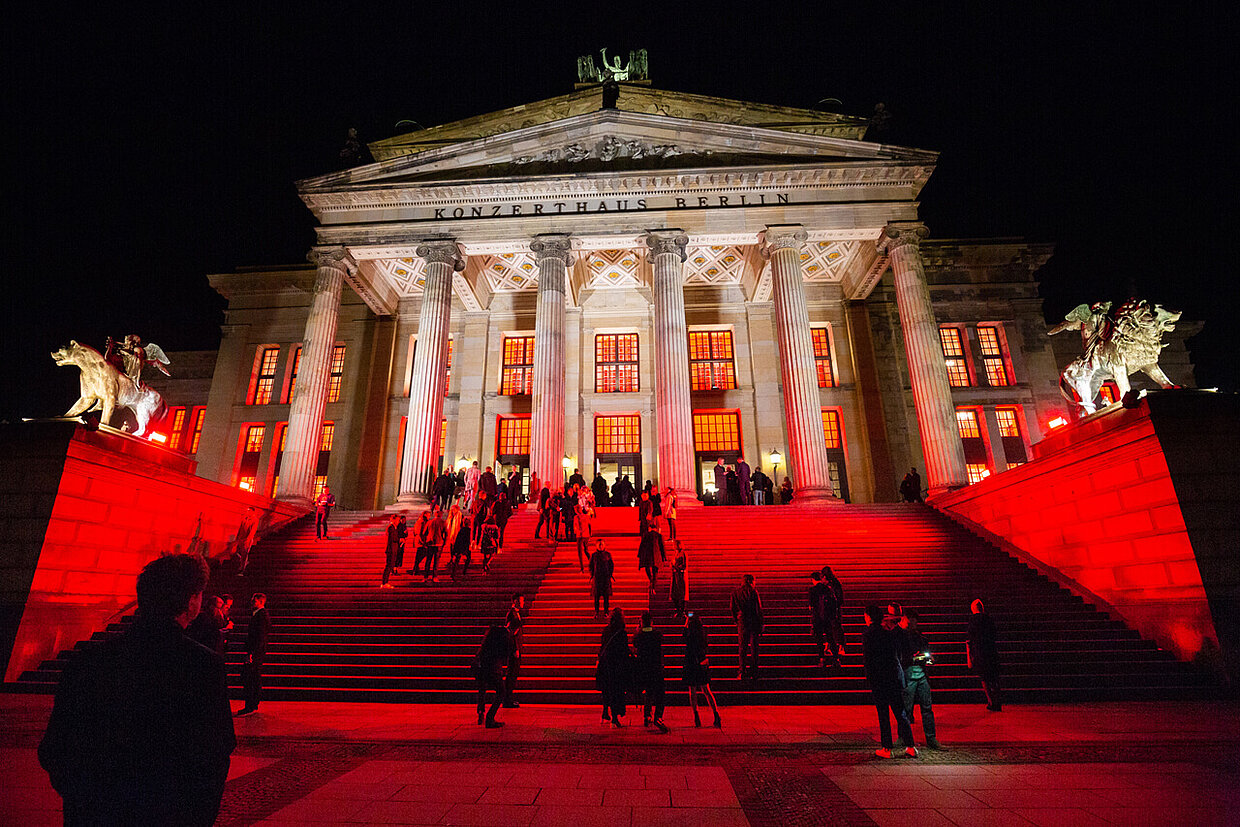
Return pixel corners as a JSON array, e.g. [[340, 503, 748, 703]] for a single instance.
[[51, 337, 169, 437]]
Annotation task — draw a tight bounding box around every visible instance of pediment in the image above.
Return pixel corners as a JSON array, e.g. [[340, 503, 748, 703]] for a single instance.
[[301, 109, 936, 191]]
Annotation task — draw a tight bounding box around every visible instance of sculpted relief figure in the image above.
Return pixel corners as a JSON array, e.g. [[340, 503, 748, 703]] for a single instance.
[[52, 337, 170, 436], [1048, 298, 1182, 415], [576, 49, 649, 84]]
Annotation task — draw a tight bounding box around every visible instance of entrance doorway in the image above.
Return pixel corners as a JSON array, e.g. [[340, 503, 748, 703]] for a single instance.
[[596, 454, 641, 505], [695, 453, 740, 504]]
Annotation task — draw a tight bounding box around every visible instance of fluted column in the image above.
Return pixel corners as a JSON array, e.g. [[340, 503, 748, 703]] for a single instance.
[[395, 239, 464, 506], [762, 225, 836, 503], [645, 230, 696, 498], [529, 234, 572, 493], [879, 221, 967, 494], [277, 246, 353, 505]]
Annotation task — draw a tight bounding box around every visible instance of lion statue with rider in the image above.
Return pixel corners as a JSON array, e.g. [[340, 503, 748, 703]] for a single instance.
[[51, 334, 171, 437], [1048, 298, 1182, 416]]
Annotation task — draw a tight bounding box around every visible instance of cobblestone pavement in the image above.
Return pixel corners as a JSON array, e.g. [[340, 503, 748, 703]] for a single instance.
[[3, 696, 1238, 825]]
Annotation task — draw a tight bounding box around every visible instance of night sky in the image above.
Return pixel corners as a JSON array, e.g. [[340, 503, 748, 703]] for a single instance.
[[5, 4, 1234, 422]]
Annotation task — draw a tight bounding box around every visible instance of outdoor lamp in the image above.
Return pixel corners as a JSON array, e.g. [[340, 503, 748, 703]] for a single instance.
[[562, 456, 573, 469], [769, 449, 782, 466]]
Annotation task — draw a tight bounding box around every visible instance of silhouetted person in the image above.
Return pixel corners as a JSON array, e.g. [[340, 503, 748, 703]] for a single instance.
[[187, 594, 226, 654], [712, 458, 726, 504], [809, 572, 840, 668], [863, 604, 916, 758], [237, 592, 271, 716], [900, 467, 924, 503], [568, 468, 586, 489], [597, 608, 632, 727], [737, 457, 752, 505], [480, 465, 498, 501], [900, 610, 943, 749], [967, 598, 1002, 711], [479, 514, 500, 573], [449, 506, 473, 579], [315, 486, 335, 538], [473, 623, 511, 728], [751, 467, 770, 505], [534, 486, 552, 538], [670, 546, 688, 619], [589, 539, 615, 616], [560, 486, 577, 540], [503, 593, 525, 707], [381, 513, 403, 588], [731, 574, 764, 680], [634, 611, 669, 732], [40, 553, 235, 826], [591, 472, 610, 506], [493, 493, 513, 549], [683, 613, 722, 728], [637, 522, 666, 593], [433, 471, 456, 510], [780, 477, 794, 504], [821, 565, 846, 658]]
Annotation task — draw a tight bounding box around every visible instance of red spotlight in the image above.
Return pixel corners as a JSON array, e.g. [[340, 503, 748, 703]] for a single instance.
[[148, 432, 168, 443], [1047, 416, 1068, 430], [239, 480, 252, 491]]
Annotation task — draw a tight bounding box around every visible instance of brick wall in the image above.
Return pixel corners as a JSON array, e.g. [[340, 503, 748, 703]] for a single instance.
[[1, 420, 306, 682], [933, 395, 1222, 669]]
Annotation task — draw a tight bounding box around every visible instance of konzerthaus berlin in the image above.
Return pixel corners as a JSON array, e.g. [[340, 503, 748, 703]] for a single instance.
[[159, 80, 1194, 510]]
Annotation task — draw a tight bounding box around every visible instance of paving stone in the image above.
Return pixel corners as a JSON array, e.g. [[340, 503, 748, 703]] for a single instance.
[[529, 804, 634, 827]]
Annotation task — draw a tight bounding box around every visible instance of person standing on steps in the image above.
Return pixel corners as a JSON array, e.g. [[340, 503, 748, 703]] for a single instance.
[[683, 613, 722, 728], [637, 522, 666, 595], [863, 604, 916, 758], [900, 610, 944, 749], [596, 608, 632, 727], [899, 467, 924, 503], [737, 457, 752, 506], [560, 484, 578, 541], [591, 471, 609, 506], [751, 466, 769, 505], [634, 611, 669, 733], [424, 506, 448, 582], [780, 477, 794, 504], [314, 486, 335, 539], [381, 514, 402, 588], [433, 470, 456, 511], [534, 486, 552, 539], [663, 486, 680, 549], [473, 622, 511, 728], [650, 483, 663, 534], [410, 508, 433, 581], [725, 466, 741, 506], [731, 574, 764, 681], [492, 493, 513, 550], [821, 566, 846, 659], [575, 499, 594, 572], [393, 514, 408, 575], [568, 468, 586, 490], [479, 513, 500, 574], [503, 593, 525, 708], [548, 490, 563, 542], [237, 593, 271, 717], [464, 460, 481, 508], [670, 546, 688, 619], [589, 539, 615, 617], [480, 465, 498, 503], [967, 599, 1002, 711], [507, 468, 524, 506], [637, 488, 653, 533], [449, 503, 473, 579], [809, 572, 840, 668], [712, 458, 727, 505]]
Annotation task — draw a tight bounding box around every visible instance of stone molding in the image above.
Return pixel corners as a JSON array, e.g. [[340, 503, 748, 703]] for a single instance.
[[760, 225, 809, 257], [877, 222, 930, 254], [415, 239, 467, 271], [307, 246, 357, 274], [644, 230, 689, 262], [530, 234, 575, 266]]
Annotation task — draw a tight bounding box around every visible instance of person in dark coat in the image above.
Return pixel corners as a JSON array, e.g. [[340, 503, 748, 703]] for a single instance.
[[712, 458, 727, 504], [750, 467, 770, 505], [507, 469, 524, 505], [670, 547, 688, 619], [534, 486, 552, 538], [779, 477, 794, 504], [474, 623, 511, 728], [187, 594, 226, 654], [862, 604, 916, 758], [899, 467, 925, 503], [548, 491, 563, 541], [503, 593, 525, 708], [568, 468, 586, 490], [809, 572, 840, 668], [480, 466, 499, 501], [39, 553, 235, 827], [633, 611, 669, 732], [737, 458, 752, 505], [637, 489, 653, 533], [591, 472, 610, 506], [597, 608, 632, 726], [560, 486, 577, 541], [900, 609, 943, 749], [821, 566, 846, 656], [449, 508, 473, 579], [612, 474, 634, 507], [725, 467, 741, 506], [730, 574, 764, 680], [492, 494, 513, 549], [433, 471, 456, 510], [237, 592, 271, 715], [637, 523, 667, 593], [967, 599, 1002, 711], [589, 540, 615, 616], [683, 613, 722, 728], [381, 514, 403, 588]]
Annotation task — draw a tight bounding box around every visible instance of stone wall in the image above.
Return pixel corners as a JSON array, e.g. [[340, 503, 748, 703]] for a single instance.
[[933, 391, 1236, 678], [0, 420, 305, 682]]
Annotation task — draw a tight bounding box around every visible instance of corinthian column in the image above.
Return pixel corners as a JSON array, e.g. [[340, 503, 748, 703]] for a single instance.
[[645, 230, 696, 499], [395, 239, 464, 506], [277, 246, 353, 506], [878, 221, 967, 494], [762, 225, 836, 503], [529, 234, 572, 493]]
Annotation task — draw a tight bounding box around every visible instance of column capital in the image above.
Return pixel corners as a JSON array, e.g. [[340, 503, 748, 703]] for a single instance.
[[530, 233, 574, 266], [644, 229, 689, 261], [307, 245, 356, 274], [877, 222, 930, 255], [760, 225, 808, 258], [416, 238, 466, 272]]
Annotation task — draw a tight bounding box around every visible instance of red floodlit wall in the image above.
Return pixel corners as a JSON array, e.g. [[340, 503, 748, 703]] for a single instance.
[[0, 421, 306, 682], [933, 400, 1217, 665]]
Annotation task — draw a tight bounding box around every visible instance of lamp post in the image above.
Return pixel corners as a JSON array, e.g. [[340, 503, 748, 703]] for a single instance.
[[770, 449, 782, 503]]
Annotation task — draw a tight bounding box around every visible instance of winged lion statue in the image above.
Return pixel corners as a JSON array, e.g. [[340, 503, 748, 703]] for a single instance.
[[51, 336, 170, 437]]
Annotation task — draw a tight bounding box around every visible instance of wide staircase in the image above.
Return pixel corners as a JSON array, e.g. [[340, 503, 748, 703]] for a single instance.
[[14, 503, 1214, 704]]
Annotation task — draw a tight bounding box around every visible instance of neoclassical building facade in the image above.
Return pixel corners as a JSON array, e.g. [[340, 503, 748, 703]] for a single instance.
[[165, 83, 1182, 510]]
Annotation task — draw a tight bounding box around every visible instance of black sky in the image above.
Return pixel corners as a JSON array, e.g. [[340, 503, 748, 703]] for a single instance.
[[4, 3, 1235, 421]]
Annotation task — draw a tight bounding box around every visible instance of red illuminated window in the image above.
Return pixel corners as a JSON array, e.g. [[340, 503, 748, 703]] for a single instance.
[[245, 424, 266, 453], [445, 340, 453, 396], [249, 347, 280, 405], [270, 423, 288, 495], [314, 476, 328, 498], [189, 408, 206, 454], [440, 419, 446, 458], [596, 414, 641, 455], [237, 424, 265, 489], [995, 408, 1020, 438], [595, 333, 639, 393], [500, 336, 535, 396], [285, 346, 302, 402], [689, 330, 736, 391], [997, 406, 1028, 466], [956, 409, 981, 438], [1098, 381, 1120, 405], [966, 464, 989, 484], [320, 422, 335, 452], [940, 327, 971, 387], [693, 411, 741, 453], [977, 326, 1011, 387], [167, 407, 187, 450], [812, 328, 835, 388], [326, 344, 346, 403], [497, 416, 531, 457], [821, 409, 842, 449]]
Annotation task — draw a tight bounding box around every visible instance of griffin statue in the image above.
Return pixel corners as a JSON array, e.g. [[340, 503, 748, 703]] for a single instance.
[[51, 334, 171, 437]]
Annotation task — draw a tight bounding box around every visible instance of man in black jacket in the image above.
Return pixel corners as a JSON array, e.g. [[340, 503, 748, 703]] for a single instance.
[[236, 592, 271, 716], [809, 572, 841, 668], [633, 611, 669, 732], [967, 598, 1002, 711], [730, 574, 764, 680], [475, 623, 511, 728], [40, 553, 235, 826], [503, 593, 525, 708], [862, 604, 916, 758]]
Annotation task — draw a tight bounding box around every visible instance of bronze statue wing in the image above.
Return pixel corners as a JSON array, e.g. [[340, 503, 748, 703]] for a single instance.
[[144, 342, 172, 375]]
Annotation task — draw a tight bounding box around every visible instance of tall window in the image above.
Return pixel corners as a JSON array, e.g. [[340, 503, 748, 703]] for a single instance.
[[284, 346, 302, 402], [821, 409, 842, 449], [595, 333, 639, 393], [497, 415, 531, 457], [956, 408, 989, 483], [595, 414, 641, 454], [939, 327, 971, 387], [326, 344, 346, 403], [688, 330, 737, 391], [693, 411, 741, 453], [996, 407, 1029, 468], [167, 407, 187, 450], [270, 423, 288, 495], [821, 408, 849, 500], [249, 346, 280, 405], [313, 421, 334, 498], [977, 326, 1011, 386], [189, 408, 206, 454], [812, 328, 835, 388], [237, 424, 265, 490], [445, 339, 453, 396], [500, 336, 535, 396]]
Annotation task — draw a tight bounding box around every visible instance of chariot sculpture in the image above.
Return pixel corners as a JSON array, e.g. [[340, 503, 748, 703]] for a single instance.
[[1048, 298, 1182, 415], [51, 335, 170, 437]]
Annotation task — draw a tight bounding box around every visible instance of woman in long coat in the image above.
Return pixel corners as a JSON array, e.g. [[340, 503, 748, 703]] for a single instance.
[[683, 613, 722, 728], [670, 548, 688, 619], [597, 608, 632, 727]]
